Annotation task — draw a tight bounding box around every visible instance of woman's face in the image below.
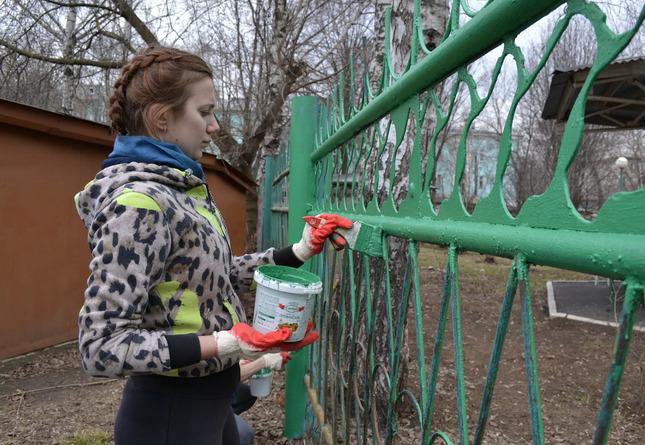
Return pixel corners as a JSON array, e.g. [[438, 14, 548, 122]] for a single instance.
[[163, 77, 219, 161]]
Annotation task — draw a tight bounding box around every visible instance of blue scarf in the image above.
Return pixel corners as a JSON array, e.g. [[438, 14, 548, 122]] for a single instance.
[[102, 135, 205, 181]]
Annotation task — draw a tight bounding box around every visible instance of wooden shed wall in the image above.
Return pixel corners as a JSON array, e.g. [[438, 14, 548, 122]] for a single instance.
[[0, 100, 252, 359]]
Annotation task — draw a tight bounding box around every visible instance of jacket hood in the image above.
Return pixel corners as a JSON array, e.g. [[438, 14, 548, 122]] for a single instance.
[[75, 162, 203, 229]]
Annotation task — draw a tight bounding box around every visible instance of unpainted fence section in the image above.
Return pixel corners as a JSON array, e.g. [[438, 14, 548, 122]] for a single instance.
[[261, 148, 290, 251], [278, 0, 645, 444]]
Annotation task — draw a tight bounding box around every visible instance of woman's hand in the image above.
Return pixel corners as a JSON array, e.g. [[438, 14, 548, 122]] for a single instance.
[[292, 214, 353, 262], [239, 351, 292, 380], [261, 352, 291, 371], [212, 323, 318, 362]]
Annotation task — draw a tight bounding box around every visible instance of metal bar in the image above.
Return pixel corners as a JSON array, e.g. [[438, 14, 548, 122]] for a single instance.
[[385, 255, 414, 445], [592, 282, 643, 445], [409, 242, 429, 411], [260, 156, 275, 250], [311, 0, 565, 162], [316, 212, 645, 281], [472, 260, 519, 445], [448, 246, 469, 444], [518, 260, 545, 444], [284, 96, 319, 438], [271, 206, 289, 213], [422, 254, 453, 445], [382, 236, 396, 367], [272, 168, 290, 186]]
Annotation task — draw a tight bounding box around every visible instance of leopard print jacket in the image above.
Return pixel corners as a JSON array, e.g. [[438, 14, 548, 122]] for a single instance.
[[75, 163, 275, 378]]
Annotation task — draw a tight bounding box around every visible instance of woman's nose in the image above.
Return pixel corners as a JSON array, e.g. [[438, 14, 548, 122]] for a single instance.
[[207, 116, 219, 135]]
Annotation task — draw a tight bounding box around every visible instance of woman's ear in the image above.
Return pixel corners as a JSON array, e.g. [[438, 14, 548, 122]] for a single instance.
[[146, 103, 170, 137]]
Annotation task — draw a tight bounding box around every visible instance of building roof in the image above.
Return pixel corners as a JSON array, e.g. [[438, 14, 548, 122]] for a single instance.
[[542, 57, 645, 129], [0, 98, 257, 192]]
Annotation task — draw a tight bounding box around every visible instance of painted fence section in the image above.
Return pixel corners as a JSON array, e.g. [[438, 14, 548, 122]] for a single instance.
[[283, 0, 644, 444]]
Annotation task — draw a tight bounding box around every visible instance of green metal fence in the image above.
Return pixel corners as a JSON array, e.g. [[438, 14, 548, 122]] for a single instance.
[[279, 0, 644, 443]]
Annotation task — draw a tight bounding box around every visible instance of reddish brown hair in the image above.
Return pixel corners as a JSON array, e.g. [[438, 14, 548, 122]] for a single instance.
[[108, 46, 213, 136]]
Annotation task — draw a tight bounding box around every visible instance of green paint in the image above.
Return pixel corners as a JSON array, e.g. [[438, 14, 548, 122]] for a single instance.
[[252, 367, 273, 378], [261, 156, 275, 250], [409, 242, 428, 411], [592, 283, 643, 445], [429, 432, 455, 445], [422, 252, 453, 444], [318, 212, 645, 281], [448, 246, 469, 444], [256, 265, 322, 287], [472, 259, 519, 444], [284, 96, 319, 439], [311, 0, 565, 163], [519, 260, 545, 444], [273, 0, 645, 442]]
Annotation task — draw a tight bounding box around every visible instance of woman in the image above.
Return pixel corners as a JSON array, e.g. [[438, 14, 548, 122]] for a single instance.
[[74, 46, 352, 445]]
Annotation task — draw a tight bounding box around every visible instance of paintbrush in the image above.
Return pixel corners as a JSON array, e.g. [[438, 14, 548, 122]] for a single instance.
[[329, 220, 383, 257]]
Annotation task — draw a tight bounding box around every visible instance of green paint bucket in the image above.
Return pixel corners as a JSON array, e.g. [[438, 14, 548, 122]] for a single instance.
[[252, 265, 322, 342]]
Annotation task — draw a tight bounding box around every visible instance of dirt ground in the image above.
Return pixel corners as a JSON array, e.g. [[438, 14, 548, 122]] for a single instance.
[[400, 245, 644, 444], [0, 343, 290, 445], [1, 244, 643, 444]]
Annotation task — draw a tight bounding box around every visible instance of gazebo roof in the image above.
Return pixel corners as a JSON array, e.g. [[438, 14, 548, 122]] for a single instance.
[[542, 56, 645, 129]]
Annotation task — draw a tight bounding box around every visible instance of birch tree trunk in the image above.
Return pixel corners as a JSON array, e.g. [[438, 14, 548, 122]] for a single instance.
[[361, 0, 448, 432], [61, 7, 78, 114]]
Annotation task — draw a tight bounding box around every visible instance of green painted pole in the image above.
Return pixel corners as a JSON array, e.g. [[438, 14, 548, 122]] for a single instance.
[[592, 283, 643, 445], [261, 156, 275, 250], [284, 95, 319, 438]]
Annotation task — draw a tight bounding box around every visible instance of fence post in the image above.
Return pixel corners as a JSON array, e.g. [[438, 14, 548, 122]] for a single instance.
[[284, 95, 319, 438], [260, 156, 275, 250]]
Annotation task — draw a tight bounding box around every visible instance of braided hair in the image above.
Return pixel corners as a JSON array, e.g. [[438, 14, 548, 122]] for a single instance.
[[108, 46, 213, 136]]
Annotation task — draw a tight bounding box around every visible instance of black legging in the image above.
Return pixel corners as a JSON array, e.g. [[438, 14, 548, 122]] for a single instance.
[[231, 383, 257, 415], [114, 365, 241, 445]]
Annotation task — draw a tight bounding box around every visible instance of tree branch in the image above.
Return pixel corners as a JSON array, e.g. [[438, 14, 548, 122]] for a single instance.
[[95, 17, 137, 54], [42, 0, 119, 14], [0, 37, 124, 68], [112, 0, 159, 46]]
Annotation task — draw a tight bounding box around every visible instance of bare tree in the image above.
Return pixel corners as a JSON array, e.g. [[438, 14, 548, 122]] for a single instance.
[[0, 0, 374, 248], [0, 0, 372, 167], [476, 7, 642, 214], [333, 0, 448, 429]]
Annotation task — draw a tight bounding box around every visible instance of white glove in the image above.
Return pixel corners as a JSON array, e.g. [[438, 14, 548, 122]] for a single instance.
[[212, 323, 290, 362], [292, 229, 316, 262], [292, 214, 354, 262], [260, 352, 290, 371], [213, 323, 316, 362]]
